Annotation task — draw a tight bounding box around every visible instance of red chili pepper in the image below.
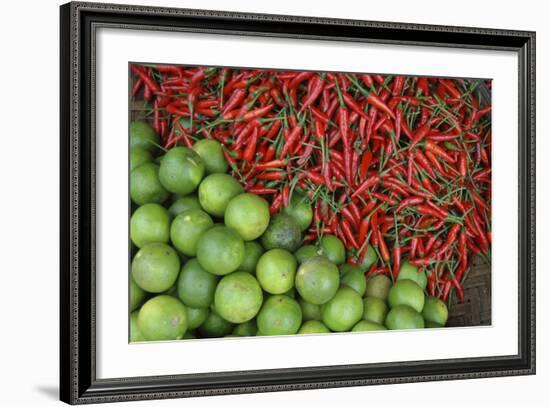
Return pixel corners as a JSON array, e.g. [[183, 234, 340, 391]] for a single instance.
[[341, 219, 359, 249], [425, 140, 456, 163], [378, 231, 390, 262], [279, 125, 303, 159], [299, 75, 324, 112], [351, 175, 380, 198], [395, 196, 424, 213], [131, 65, 160, 93], [247, 187, 277, 195], [243, 103, 274, 122], [367, 94, 396, 120], [392, 245, 401, 280]]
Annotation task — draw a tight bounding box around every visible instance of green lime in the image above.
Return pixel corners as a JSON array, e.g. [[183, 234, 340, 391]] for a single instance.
[[365, 274, 392, 301], [186, 306, 209, 330], [132, 243, 180, 293], [339, 264, 362, 274], [283, 193, 313, 231], [130, 203, 170, 248], [299, 298, 321, 321], [257, 295, 302, 336], [239, 241, 264, 273], [130, 163, 169, 205], [214, 272, 263, 323], [130, 311, 146, 342], [256, 249, 297, 294], [422, 296, 448, 326], [388, 280, 425, 313], [159, 147, 205, 195], [341, 269, 367, 296], [197, 310, 234, 338], [225, 193, 270, 241], [168, 195, 201, 217], [196, 226, 245, 275], [397, 261, 427, 290], [130, 147, 153, 171], [138, 295, 187, 340], [298, 320, 330, 334], [385, 305, 425, 330], [425, 320, 444, 328], [260, 213, 302, 252], [130, 275, 146, 312], [198, 173, 243, 217], [321, 286, 364, 332], [192, 139, 228, 174], [295, 256, 340, 305], [352, 320, 387, 332], [362, 297, 388, 325], [170, 209, 214, 256], [359, 245, 377, 271], [177, 258, 219, 308], [319, 235, 346, 265], [294, 245, 319, 264], [130, 121, 159, 151], [233, 320, 257, 337]]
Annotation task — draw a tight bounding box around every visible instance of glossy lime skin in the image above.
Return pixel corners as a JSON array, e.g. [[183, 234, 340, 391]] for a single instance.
[[388, 279, 425, 313], [130, 147, 153, 171], [295, 256, 340, 305], [232, 320, 258, 337], [352, 320, 387, 332], [196, 226, 245, 275], [319, 235, 346, 265], [294, 245, 319, 264], [138, 295, 188, 340], [186, 306, 209, 330], [321, 286, 364, 332], [177, 258, 219, 308], [257, 295, 302, 336], [130, 311, 146, 342], [298, 320, 330, 334], [365, 274, 393, 301], [130, 121, 159, 151], [422, 296, 448, 326], [130, 203, 170, 248], [239, 242, 264, 273], [256, 249, 297, 294], [397, 261, 427, 290], [198, 174, 243, 217], [385, 305, 425, 330], [131, 243, 180, 293], [225, 193, 270, 241], [197, 310, 234, 338], [168, 195, 201, 217], [362, 297, 389, 325], [299, 298, 321, 321], [130, 275, 146, 312], [214, 272, 263, 323], [341, 269, 367, 296], [130, 163, 169, 205], [170, 209, 214, 256], [159, 147, 205, 195], [260, 213, 302, 252], [192, 139, 228, 174], [283, 193, 313, 231]]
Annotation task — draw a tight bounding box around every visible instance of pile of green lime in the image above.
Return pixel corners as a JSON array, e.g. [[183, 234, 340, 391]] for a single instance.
[[129, 121, 448, 342]]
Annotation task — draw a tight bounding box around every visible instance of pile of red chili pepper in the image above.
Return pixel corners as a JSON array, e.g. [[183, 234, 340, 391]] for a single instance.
[[131, 63, 492, 305]]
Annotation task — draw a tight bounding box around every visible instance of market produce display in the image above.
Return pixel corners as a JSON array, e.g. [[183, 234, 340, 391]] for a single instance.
[[129, 63, 491, 341]]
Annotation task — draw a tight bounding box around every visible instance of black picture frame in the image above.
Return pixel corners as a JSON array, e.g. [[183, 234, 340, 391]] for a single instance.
[[60, 2, 536, 404]]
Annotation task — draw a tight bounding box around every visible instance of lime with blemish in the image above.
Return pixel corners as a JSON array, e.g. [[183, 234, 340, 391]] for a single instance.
[[295, 256, 340, 305], [256, 249, 297, 294], [257, 295, 302, 336], [159, 147, 205, 195], [131, 243, 180, 293], [138, 295, 187, 340], [170, 209, 214, 256], [260, 213, 302, 252], [198, 173, 243, 217], [365, 274, 392, 301]]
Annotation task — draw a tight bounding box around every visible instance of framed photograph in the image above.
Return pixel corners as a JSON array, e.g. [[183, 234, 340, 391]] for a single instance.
[[60, 1, 536, 404]]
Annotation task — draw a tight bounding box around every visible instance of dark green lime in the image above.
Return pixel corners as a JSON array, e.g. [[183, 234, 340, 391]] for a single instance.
[[130, 275, 146, 312], [130, 311, 146, 342], [197, 310, 234, 338], [239, 241, 264, 273], [232, 320, 257, 337], [168, 195, 201, 217], [299, 297, 321, 321], [283, 193, 313, 231], [186, 306, 209, 330], [260, 213, 302, 252]]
